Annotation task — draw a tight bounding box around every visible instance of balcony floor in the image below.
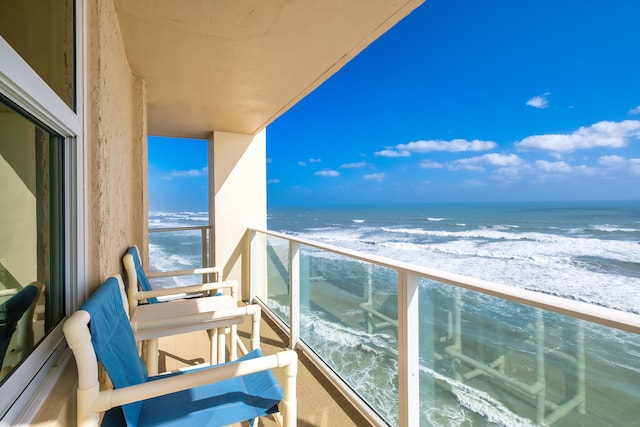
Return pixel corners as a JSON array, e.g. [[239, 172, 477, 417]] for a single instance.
[[156, 308, 374, 427]]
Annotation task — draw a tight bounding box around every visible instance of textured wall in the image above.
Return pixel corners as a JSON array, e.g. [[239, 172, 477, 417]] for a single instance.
[[87, 0, 147, 290]]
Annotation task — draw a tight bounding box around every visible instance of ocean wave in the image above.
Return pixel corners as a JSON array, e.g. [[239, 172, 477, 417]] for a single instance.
[[149, 211, 209, 224], [147, 244, 203, 287], [590, 224, 638, 233], [421, 363, 537, 427], [379, 226, 562, 243]]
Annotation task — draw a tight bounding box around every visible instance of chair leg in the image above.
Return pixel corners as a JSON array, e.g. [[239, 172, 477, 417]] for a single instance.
[[217, 328, 226, 363], [145, 338, 159, 375], [230, 324, 238, 361], [207, 328, 218, 364]]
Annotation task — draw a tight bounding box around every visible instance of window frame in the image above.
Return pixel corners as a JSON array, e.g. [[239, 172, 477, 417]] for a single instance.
[[0, 0, 86, 421]]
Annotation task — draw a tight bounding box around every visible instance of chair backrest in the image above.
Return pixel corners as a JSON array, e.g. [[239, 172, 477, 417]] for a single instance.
[[0, 284, 40, 368], [79, 276, 148, 425], [124, 245, 159, 304]]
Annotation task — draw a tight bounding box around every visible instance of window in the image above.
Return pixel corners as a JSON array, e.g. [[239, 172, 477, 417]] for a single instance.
[[0, 96, 66, 384], [0, 1, 80, 420]]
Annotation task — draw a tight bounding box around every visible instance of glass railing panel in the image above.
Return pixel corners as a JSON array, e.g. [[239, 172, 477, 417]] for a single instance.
[[298, 244, 399, 424], [148, 229, 208, 286], [265, 234, 291, 325], [419, 279, 640, 426]]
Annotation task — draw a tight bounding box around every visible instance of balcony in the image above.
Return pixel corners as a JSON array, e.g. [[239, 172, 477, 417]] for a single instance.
[[146, 226, 640, 426], [250, 229, 640, 426]]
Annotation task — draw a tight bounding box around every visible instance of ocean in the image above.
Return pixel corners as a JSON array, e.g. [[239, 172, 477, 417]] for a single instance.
[[148, 200, 640, 426]]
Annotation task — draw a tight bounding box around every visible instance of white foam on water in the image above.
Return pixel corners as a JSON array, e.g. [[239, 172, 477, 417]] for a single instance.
[[266, 298, 400, 423], [298, 223, 640, 313], [148, 243, 203, 287], [590, 224, 638, 233], [421, 365, 539, 427]]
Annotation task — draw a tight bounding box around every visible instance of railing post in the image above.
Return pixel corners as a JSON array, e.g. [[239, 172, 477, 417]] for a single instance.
[[248, 230, 256, 303], [202, 227, 209, 283], [289, 241, 300, 350], [398, 271, 419, 427]]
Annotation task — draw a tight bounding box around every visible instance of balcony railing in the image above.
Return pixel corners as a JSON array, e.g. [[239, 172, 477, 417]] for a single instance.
[[248, 228, 640, 427], [148, 225, 211, 285]]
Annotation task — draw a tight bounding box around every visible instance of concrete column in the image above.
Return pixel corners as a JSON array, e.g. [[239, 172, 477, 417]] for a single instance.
[[209, 129, 266, 300]]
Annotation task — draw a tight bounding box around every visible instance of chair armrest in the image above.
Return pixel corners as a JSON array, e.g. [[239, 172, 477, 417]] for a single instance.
[[135, 280, 238, 301], [146, 266, 223, 280], [131, 303, 261, 350], [93, 350, 298, 412]]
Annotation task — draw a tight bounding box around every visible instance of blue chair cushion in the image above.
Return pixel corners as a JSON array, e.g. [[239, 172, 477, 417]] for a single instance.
[[127, 246, 158, 304], [0, 285, 39, 368], [80, 277, 148, 425], [137, 349, 283, 427]]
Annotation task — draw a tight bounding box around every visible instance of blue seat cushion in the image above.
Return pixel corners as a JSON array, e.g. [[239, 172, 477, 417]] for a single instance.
[[137, 349, 283, 427]]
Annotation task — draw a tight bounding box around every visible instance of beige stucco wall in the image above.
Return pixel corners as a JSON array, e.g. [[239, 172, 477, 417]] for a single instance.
[[86, 0, 148, 288], [211, 130, 267, 299]]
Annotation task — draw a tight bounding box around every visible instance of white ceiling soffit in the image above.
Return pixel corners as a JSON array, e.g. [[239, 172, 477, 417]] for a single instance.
[[114, 0, 424, 138]]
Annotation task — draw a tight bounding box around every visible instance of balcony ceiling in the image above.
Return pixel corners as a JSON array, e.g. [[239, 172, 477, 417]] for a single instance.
[[114, 0, 423, 138]]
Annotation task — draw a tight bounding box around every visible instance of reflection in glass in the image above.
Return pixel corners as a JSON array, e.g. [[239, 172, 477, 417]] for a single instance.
[[0, 98, 65, 383], [0, 0, 75, 109], [297, 245, 400, 424], [420, 281, 640, 426]]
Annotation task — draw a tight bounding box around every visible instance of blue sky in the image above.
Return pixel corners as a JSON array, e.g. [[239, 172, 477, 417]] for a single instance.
[[149, 0, 640, 210], [267, 0, 640, 206]]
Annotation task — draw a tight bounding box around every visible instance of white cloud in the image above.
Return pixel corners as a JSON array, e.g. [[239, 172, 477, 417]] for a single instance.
[[449, 153, 523, 171], [515, 120, 640, 153], [309, 158, 322, 163], [492, 166, 524, 184], [297, 161, 306, 166], [526, 93, 550, 109], [419, 160, 444, 169], [363, 173, 385, 181], [535, 160, 572, 173], [598, 155, 626, 167], [162, 167, 208, 179], [374, 149, 411, 157], [396, 139, 497, 153], [340, 161, 367, 169], [267, 178, 281, 184], [598, 155, 640, 174], [376, 138, 495, 158], [629, 105, 640, 115], [315, 169, 339, 177]]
